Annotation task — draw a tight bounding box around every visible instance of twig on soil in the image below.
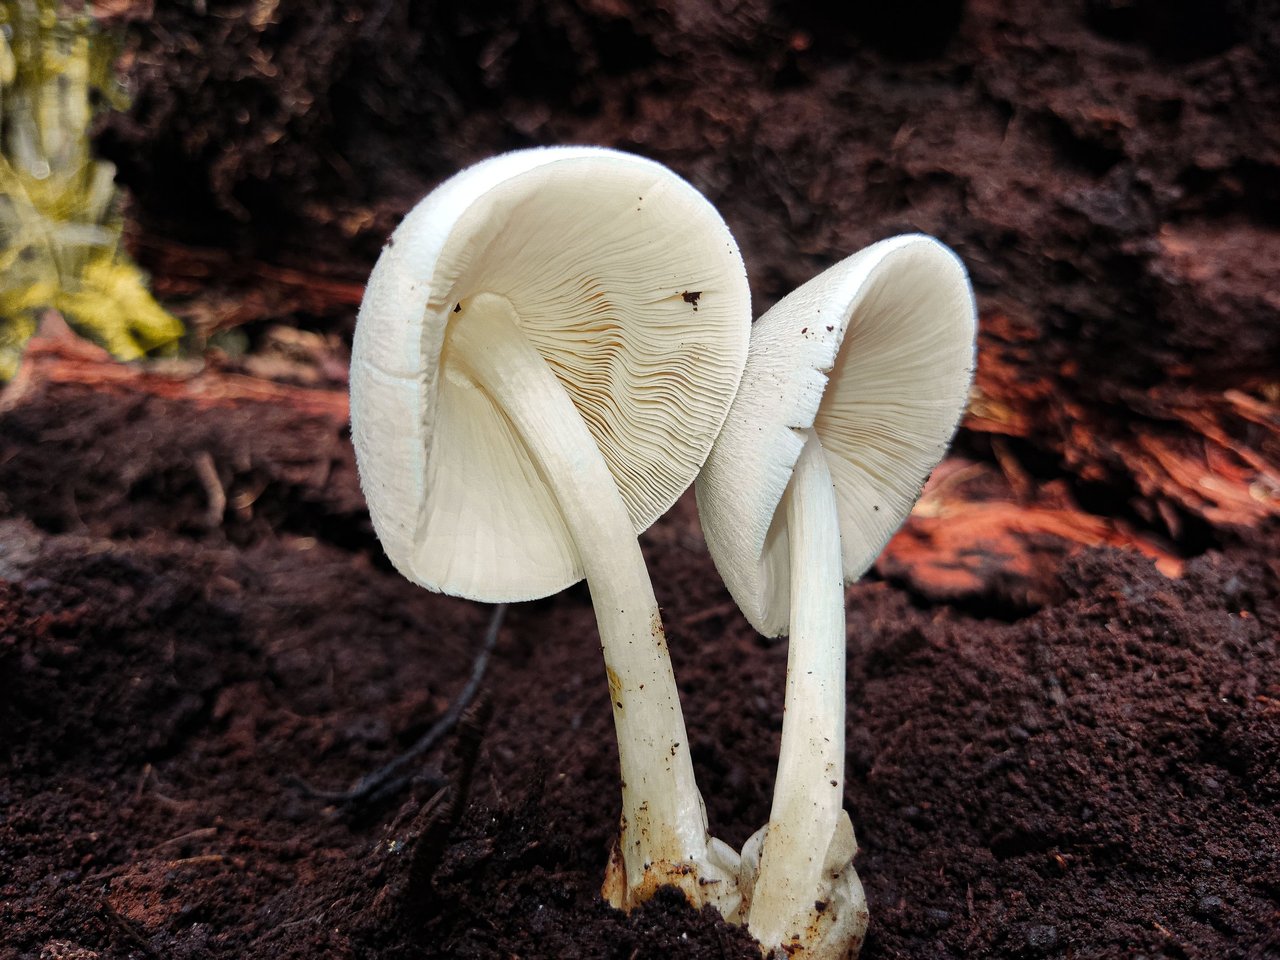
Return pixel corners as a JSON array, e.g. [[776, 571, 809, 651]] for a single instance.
[[131, 762, 152, 802], [130, 764, 196, 811], [401, 697, 494, 916], [98, 899, 161, 958], [165, 853, 240, 868], [291, 603, 506, 806], [193, 450, 226, 528], [148, 826, 219, 850]]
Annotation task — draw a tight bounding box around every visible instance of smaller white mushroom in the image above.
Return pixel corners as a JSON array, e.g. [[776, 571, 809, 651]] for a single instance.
[[696, 235, 977, 959]]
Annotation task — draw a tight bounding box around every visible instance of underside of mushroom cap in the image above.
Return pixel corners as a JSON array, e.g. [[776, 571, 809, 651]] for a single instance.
[[696, 235, 976, 636], [350, 147, 751, 602]]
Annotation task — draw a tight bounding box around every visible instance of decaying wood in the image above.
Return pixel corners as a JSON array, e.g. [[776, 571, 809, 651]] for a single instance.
[[1, 322, 349, 422], [133, 234, 366, 338], [880, 460, 1185, 608], [876, 309, 1278, 603], [969, 313, 1280, 534]]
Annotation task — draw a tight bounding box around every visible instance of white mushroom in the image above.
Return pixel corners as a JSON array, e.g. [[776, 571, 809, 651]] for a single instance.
[[696, 235, 977, 958], [349, 146, 751, 913]]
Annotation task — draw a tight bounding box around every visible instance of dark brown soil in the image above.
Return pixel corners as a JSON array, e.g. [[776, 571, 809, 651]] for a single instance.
[[1, 1, 1278, 958], [2, 340, 1277, 960]]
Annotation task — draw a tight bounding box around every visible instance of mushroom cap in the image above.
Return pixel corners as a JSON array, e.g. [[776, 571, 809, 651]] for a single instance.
[[350, 146, 751, 602], [695, 235, 976, 636]]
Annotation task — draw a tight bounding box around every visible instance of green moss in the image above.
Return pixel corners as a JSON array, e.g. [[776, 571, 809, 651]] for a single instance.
[[0, 0, 182, 380]]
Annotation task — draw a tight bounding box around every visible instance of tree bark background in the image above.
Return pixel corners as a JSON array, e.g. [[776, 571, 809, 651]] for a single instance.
[[96, 0, 1280, 567]]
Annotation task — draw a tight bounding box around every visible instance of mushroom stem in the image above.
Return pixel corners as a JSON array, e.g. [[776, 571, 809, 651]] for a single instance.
[[449, 294, 719, 908], [749, 430, 852, 948]]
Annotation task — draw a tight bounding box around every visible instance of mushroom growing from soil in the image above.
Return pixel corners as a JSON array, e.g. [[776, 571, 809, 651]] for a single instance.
[[696, 235, 977, 958], [348, 147, 751, 913]]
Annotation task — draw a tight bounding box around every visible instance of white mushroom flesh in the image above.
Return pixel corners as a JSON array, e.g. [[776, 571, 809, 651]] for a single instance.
[[350, 147, 751, 914], [448, 298, 734, 908], [746, 432, 859, 952], [354, 149, 748, 602], [696, 235, 976, 958]]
